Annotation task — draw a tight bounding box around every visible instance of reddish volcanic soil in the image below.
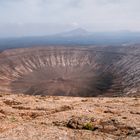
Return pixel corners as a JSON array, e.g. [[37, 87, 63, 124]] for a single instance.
[[0, 93, 140, 140]]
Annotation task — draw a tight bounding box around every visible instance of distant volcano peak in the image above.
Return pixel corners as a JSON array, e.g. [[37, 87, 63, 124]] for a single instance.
[[60, 28, 90, 37], [71, 28, 89, 33]]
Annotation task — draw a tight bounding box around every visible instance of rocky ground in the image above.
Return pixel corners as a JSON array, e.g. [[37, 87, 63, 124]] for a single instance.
[[0, 93, 140, 140]]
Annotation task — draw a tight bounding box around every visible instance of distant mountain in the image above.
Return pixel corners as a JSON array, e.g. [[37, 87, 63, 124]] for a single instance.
[[57, 28, 91, 37], [0, 28, 140, 50]]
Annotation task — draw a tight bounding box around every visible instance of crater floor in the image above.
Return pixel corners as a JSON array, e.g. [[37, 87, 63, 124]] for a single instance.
[[0, 46, 140, 97]]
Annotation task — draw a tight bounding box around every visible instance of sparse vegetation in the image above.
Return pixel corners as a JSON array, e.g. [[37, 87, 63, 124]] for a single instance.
[[0, 94, 139, 140], [83, 122, 95, 131], [9, 116, 17, 122]]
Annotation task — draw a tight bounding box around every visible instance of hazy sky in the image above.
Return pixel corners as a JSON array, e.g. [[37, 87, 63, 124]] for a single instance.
[[0, 0, 140, 37]]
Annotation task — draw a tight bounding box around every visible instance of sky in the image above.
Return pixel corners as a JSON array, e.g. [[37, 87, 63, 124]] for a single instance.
[[0, 0, 140, 37]]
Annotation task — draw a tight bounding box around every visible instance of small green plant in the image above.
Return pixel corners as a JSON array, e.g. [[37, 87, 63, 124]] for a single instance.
[[84, 122, 94, 131], [9, 116, 17, 122]]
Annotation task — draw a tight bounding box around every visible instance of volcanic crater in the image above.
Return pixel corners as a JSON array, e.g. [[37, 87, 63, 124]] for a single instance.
[[0, 46, 140, 97]]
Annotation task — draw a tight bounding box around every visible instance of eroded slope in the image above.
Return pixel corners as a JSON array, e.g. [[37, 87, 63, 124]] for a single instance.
[[0, 46, 140, 96]]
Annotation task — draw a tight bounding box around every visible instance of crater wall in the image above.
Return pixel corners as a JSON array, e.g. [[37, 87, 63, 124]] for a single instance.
[[0, 46, 139, 96]]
